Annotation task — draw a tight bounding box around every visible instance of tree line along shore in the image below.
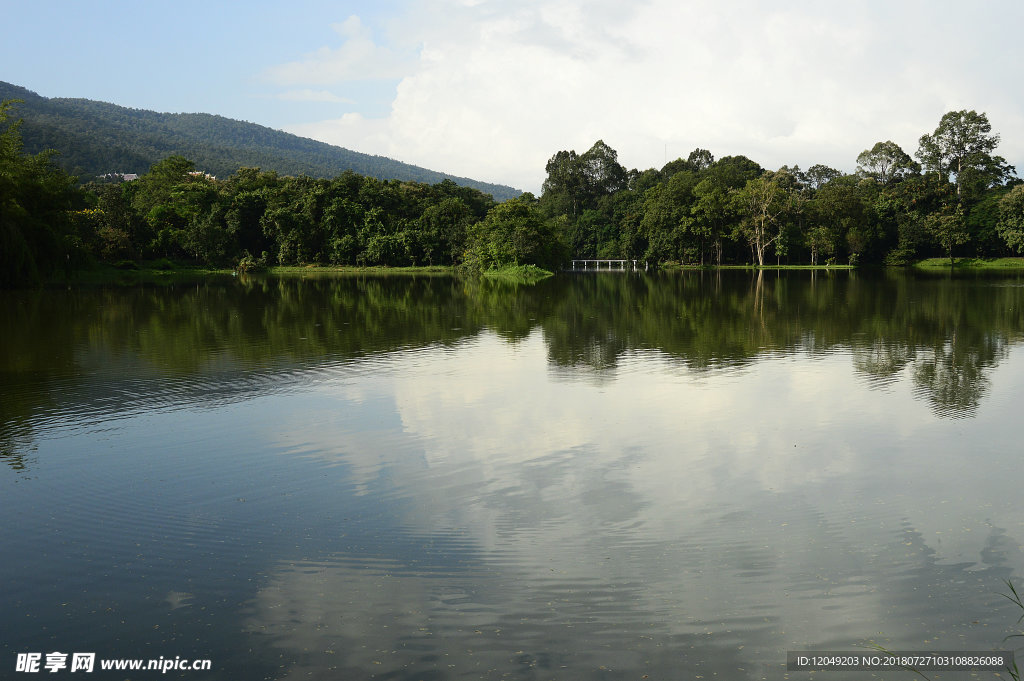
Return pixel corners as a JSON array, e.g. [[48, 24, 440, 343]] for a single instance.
[[3, 99, 1024, 287]]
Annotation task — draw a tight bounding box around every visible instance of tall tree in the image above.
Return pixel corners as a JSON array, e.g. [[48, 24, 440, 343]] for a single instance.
[[804, 164, 841, 190], [915, 110, 1015, 200], [735, 174, 789, 266], [686, 148, 715, 172], [541, 149, 584, 218], [579, 140, 628, 198], [0, 99, 81, 285], [704, 155, 763, 189], [640, 172, 697, 263], [856, 141, 919, 184], [690, 178, 733, 266], [541, 140, 628, 220]]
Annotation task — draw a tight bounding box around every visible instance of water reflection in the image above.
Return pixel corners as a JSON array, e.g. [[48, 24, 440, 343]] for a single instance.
[[3, 270, 1024, 680], [248, 329, 1024, 678], [4, 270, 1024, 451]]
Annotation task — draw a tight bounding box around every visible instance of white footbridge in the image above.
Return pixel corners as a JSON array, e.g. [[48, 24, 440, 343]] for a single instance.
[[569, 259, 646, 271]]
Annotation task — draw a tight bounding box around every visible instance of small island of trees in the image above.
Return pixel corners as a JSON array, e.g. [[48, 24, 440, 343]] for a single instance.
[[3, 98, 1024, 286]]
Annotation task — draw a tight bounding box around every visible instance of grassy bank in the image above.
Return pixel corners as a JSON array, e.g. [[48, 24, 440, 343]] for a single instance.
[[49, 262, 456, 286], [914, 257, 1024, 269], [660, 262, 855, 270], [50, 257, 1024, 287], [274, 263, 553, 284], [268, 265, 454, 276], [666, 258, 1024, 270], [481, 264, 554, 283], [57, 262, 233, 286]]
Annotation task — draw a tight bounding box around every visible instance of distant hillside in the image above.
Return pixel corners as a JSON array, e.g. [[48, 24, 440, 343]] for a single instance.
[[0, 81, 521, 201]]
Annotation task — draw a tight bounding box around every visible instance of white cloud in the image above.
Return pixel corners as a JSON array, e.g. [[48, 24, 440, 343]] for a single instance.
[[264, 15, 413, 85], [275, 89, 351, 103], [276, 0, 1024, 192], [267, 329, 1022, 567], [288, 111, 392, 158], [250, 330, 1024, 676]]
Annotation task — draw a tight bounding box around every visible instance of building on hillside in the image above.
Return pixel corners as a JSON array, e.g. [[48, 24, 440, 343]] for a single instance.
[[100, 172, 139, 182]]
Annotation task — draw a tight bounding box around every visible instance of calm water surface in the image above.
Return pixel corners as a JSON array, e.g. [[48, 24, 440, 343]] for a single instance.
[[3, 270, 1024, 680]]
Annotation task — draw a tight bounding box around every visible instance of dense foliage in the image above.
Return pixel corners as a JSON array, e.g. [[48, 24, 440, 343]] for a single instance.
[[74, 156, 505, 271], [538, 113, 1021, 266], [1, 102, 504, 280], [1, 95, 569, 280], [4, 92, 1024, 284], [0, 82, 521, 201], [0, 101, 84, 286]]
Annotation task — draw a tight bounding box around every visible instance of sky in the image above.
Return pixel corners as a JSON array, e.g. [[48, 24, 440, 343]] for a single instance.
[[4, 0, 1023, 193]]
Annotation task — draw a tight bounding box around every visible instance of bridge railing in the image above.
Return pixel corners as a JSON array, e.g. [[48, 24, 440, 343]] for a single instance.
[[568, 259, 646, 271]]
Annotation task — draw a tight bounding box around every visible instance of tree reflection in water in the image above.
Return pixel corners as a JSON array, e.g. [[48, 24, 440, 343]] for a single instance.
[[3, 268, 1024, 464]]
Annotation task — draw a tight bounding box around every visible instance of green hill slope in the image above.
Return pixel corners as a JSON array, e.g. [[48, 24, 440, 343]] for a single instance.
[[0, 81, 521, 201]]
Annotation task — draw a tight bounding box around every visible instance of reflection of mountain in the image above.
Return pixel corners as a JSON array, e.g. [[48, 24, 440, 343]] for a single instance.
[[3, 269, 1024, 462], [0, 275, 486, 454], [5, 271, 1024, 679]]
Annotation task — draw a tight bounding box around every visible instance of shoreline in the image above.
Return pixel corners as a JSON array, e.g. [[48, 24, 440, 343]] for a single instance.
[[38, 257, 1024, 287], [912, 257, 1024, 269]]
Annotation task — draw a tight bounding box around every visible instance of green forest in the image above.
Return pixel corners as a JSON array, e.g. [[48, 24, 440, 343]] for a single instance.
[[0, 81, 520, 201], [542, 112, 1022, 268], [3, 96, 1024, 287]]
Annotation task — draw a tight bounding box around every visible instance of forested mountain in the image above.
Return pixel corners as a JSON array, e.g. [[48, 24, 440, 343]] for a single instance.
[[0, 81, 521, 201], [6, 78, 1024, 287]]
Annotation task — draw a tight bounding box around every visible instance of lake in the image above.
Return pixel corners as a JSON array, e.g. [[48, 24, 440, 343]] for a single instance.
[[2, 269, 1024, 680]]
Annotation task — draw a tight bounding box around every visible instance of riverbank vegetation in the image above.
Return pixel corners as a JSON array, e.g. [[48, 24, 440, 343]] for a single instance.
[[540, 114, 1021, 268], [3, 96, 1024, 287], [914, 257, 1024, 269], [481, 264, 554, 283]]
